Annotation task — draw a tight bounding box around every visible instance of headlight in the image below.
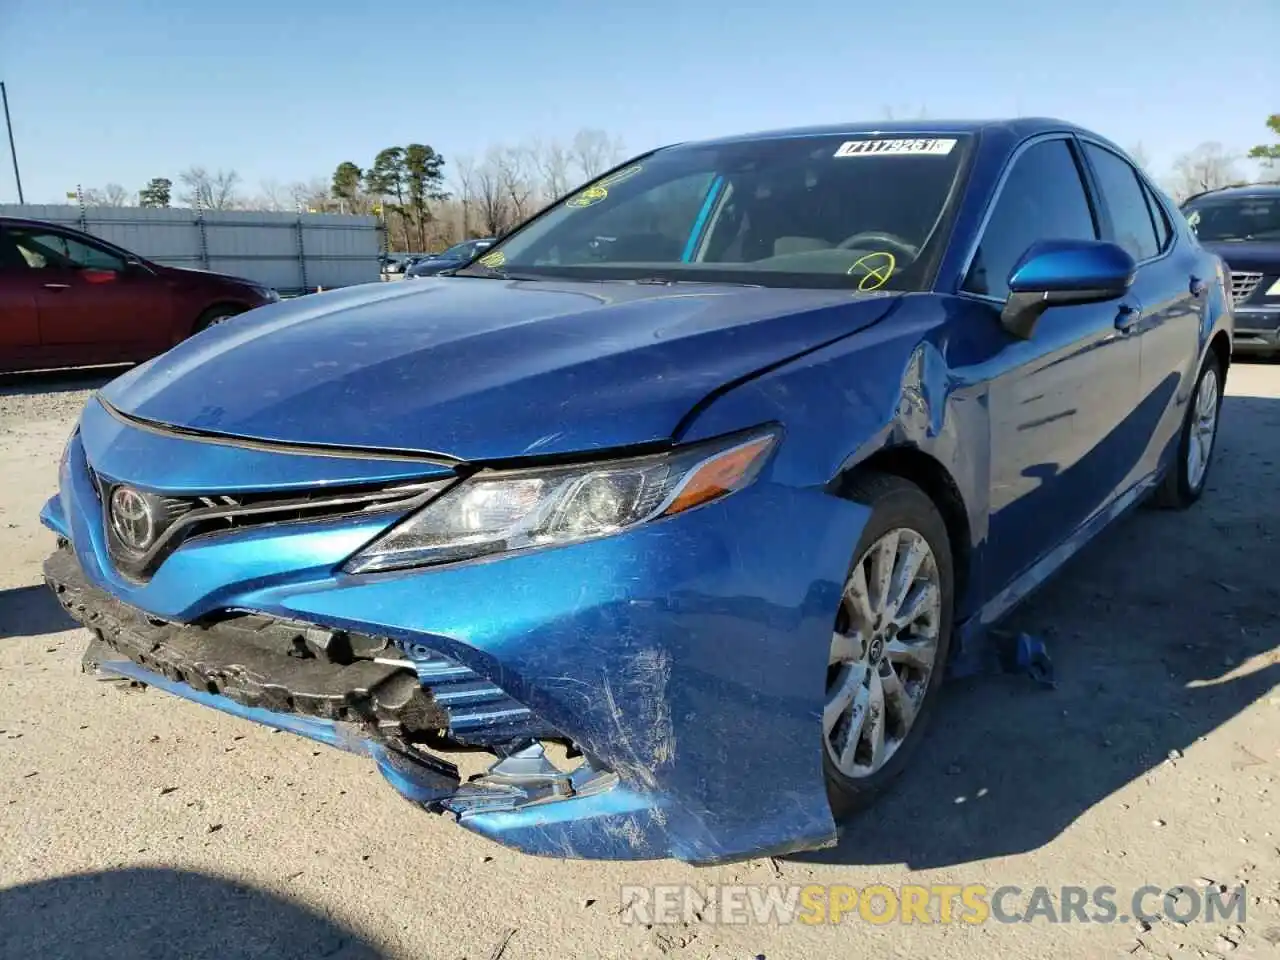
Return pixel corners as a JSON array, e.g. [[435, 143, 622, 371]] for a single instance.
[[262, 287, 281, 302], [344, 427, 780, 574]]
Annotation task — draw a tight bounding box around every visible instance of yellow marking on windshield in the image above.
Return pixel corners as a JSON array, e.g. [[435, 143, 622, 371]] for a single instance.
[[563, 164, 644, 209], [849, 252, 897, 291], [478, 250, 506, 268], [566, 185, 609, 208]]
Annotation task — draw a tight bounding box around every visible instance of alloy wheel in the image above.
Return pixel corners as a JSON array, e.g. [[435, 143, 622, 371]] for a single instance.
[[1187, 365, 1220, 491], [824, 527, 942, 779]]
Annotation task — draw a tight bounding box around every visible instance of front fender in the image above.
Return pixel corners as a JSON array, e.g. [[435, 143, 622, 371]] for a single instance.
[[680, 295, 990, 613]]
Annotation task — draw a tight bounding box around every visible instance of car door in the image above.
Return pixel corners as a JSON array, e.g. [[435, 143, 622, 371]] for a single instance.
[[0, 228, 44, 371], [7, 225, 174, 366], [1079, 141, 1203, 483], [961, 137, 1142, 593]]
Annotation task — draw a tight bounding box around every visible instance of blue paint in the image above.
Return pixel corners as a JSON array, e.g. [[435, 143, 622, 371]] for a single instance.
[[43, 117, 1234, 863], [1008, 238, 1136, 293], [681, 175, 723, 262]]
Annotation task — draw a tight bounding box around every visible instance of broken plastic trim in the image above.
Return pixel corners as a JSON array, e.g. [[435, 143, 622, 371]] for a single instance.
[[47, 544, 608, 819]]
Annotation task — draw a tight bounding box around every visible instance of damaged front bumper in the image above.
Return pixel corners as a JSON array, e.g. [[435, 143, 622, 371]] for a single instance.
[[47, 544, 596, 818], [43, 417, 871, 863]]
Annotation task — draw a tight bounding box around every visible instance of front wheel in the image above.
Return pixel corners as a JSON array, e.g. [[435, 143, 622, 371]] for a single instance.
[[823, 473, 954, 820], [194, 305, 243, 333], [1154, 353, 1223, 509]]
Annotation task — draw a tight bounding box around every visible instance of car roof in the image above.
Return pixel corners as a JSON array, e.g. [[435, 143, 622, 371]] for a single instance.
[[675, 117, 1101, 149], [1183, 182, 1280, 203]]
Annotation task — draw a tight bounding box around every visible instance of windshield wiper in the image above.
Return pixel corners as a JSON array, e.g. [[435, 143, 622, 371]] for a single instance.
[[448, 264, 543, 281], [628, 277, 762, 288]]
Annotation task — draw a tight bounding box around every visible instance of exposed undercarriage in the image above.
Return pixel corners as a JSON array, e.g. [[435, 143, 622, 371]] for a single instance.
[[43, 543, 614, 821]]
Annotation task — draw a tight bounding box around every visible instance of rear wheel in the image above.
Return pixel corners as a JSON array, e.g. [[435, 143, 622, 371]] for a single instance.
[[1154, 353, 1223, 509], [823, 473, 954, 820]]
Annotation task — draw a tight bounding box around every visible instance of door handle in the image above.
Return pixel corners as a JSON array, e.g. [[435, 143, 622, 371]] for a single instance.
[[1115, 302, 1141, 333], [42, 283, 71, 291], [1189, 275, 1207, 298]]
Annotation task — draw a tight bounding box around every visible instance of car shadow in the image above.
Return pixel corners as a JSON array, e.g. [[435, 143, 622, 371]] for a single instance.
[[0, 367, 124, 395], [0, 867, 384, 959], [793, 390, 1280, 869], [0, 584, 77, 640]]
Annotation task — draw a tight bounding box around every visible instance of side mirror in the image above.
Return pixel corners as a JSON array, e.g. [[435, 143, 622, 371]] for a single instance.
[[1000, 239, 1135, 339]]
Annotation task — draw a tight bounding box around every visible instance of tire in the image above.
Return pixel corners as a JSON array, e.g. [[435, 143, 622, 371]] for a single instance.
[[1154, 352, 1223, 510], [194, 305, 243, 333], [823, 472, 955, 821]]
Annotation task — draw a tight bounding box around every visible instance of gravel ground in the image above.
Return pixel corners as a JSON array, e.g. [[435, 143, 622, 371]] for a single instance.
[[1, 363, 1278, 960]]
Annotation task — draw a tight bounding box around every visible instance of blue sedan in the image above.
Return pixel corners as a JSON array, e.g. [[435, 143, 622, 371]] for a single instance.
[[41, 118, 1232, 864]]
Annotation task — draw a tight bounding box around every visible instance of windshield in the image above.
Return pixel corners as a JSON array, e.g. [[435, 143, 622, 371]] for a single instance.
[[461, 134, 974, 291], [441, 240, 483, 258], [1183, 194, 1280, 242]]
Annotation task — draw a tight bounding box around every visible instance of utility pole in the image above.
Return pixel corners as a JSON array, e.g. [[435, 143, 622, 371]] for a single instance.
[[1, 82, 24, 204]]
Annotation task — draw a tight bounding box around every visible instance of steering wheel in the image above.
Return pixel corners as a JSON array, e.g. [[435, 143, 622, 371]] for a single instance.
[[835, 231, 919, 261]]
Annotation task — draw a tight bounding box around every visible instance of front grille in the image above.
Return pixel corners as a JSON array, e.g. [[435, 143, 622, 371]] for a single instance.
[[96, 474, 455, 580], [1230, 271, 1264, 305]]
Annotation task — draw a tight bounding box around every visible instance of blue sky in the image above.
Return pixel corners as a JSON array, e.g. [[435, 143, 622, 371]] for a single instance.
[[2, 0, 1275, 203]]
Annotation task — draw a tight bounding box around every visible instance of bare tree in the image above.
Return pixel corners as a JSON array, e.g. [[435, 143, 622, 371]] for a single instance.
[[491, 146, 535, 225], [289, 177, 331, 212], [474, 155, 512, 237], [451, 154, 478, 238], [530, 137, 573, 202], [253, 179, 291, 211], [81, 183, 134, 207], [178, 166, 243, 210], [570, 129, 625, 181], [1168, 143, 1241, 201], [1126, 143, 1152, 172]]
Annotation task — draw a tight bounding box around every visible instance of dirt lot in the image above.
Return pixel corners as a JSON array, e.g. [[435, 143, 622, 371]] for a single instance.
[[1, 363, 1278, 960]]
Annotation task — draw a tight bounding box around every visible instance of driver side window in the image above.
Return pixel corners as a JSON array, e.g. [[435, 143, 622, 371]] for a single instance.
[[9, 228, 126, 272], [964, 139, 1098, 300]]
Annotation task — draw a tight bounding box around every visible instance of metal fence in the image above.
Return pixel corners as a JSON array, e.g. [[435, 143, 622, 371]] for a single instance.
[[1, 203, 385, 294]]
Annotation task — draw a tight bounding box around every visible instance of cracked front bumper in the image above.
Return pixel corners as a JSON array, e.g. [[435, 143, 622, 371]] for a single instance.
[[43, 423, 870, 863]]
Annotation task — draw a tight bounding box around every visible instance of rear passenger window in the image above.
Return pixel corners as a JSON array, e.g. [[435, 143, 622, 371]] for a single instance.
[[1084, 144, 1160, 261], [1142, 180, 1172, 252], [963, 139, 1097, 300]]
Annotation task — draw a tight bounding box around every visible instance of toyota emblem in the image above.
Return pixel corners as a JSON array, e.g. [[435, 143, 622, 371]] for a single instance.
[[109, 486, 156, 552]]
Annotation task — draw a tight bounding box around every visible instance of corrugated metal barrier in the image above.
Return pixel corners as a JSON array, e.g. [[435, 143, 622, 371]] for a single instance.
[[1, 203, 385, 294]]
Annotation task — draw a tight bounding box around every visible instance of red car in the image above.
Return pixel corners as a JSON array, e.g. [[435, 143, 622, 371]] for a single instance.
[[0, 217, 278, 374]]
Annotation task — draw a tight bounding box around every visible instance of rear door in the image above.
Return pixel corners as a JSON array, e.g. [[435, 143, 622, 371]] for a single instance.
[[964, 136, 1142, 593], [0, 229, 43, 370], [1079, 142, 1202, 482], [7, 225, 174, 365]]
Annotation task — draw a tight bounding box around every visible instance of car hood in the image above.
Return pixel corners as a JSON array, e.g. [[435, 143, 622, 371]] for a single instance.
[[1201, 240, 1280, 274], [156, 264, 260, 288], [100, 277, 899, 461]]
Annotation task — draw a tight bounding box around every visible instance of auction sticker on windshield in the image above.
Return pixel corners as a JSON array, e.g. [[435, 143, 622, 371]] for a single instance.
[[834, 138, 957, 158]]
